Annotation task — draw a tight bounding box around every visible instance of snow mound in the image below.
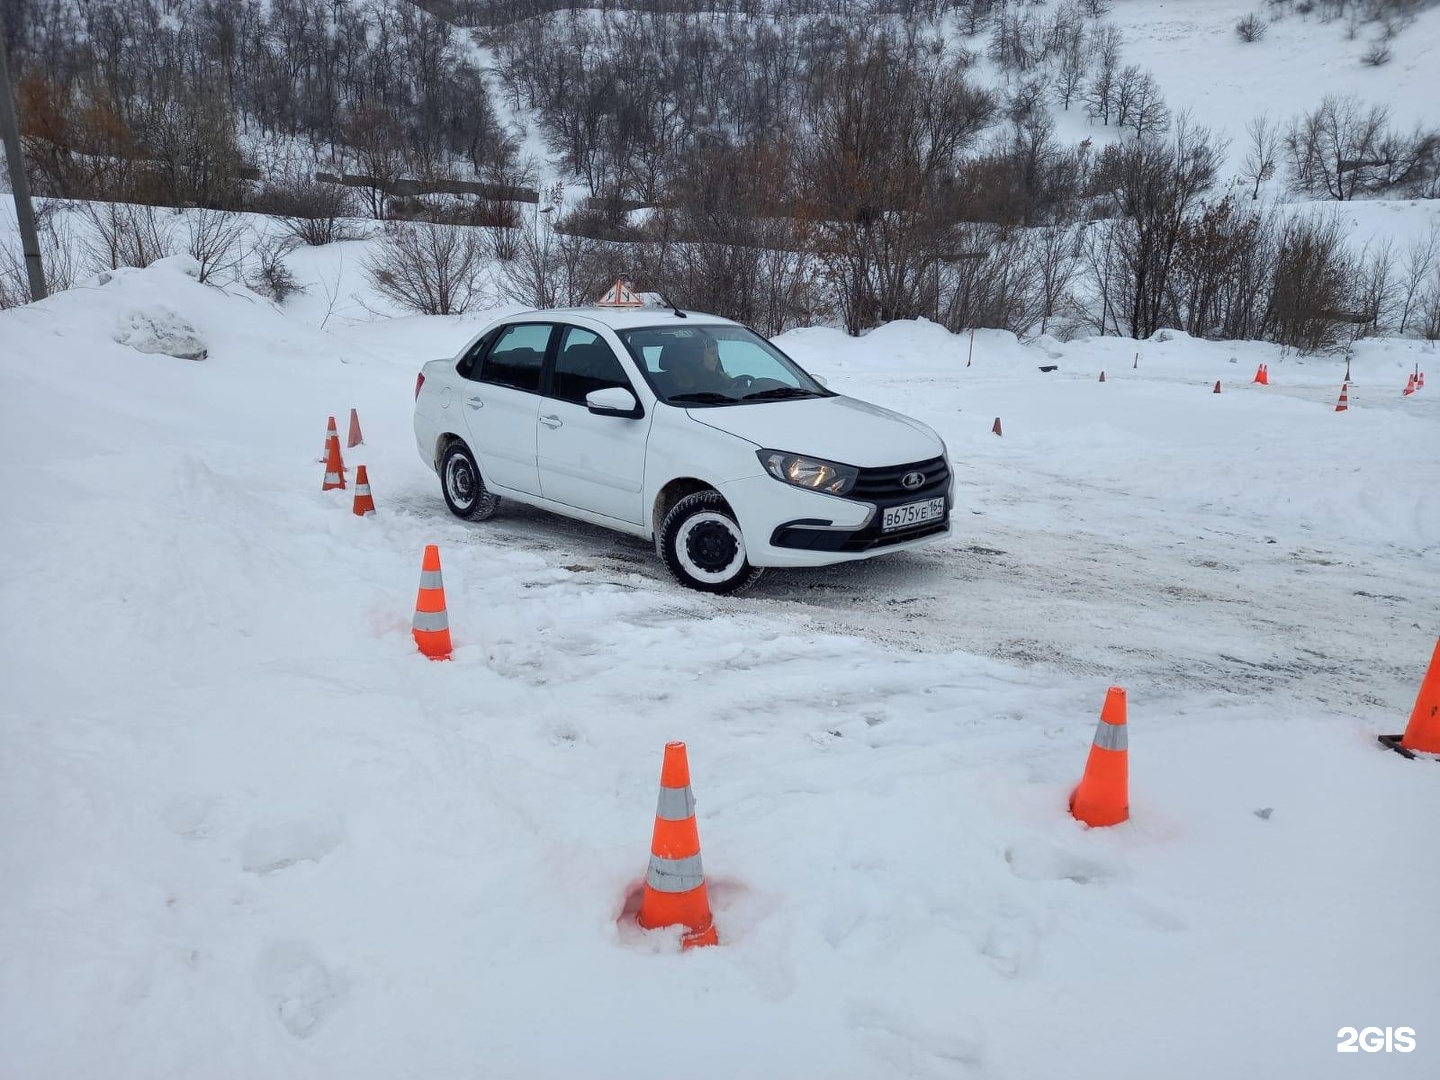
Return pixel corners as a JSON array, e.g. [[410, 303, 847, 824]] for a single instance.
[[115, 304, 209, 361]]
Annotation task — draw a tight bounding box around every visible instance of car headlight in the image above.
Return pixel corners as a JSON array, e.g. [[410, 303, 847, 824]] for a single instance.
[[757, 450, 859, 496]]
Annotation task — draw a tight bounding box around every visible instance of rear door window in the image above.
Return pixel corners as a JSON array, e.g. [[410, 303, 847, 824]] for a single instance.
[[479, 324, 553, 393]]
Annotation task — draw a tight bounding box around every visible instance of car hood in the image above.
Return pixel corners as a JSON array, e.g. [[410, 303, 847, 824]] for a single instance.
[[686, 395, 943, 467]]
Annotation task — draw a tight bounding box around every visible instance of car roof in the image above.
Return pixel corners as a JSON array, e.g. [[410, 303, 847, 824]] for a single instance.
[[509, 306, 741, 332]]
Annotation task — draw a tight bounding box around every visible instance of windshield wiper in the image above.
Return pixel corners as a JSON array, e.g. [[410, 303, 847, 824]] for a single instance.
[[666, 391, 735, 404], [740, 386, 822, 401]]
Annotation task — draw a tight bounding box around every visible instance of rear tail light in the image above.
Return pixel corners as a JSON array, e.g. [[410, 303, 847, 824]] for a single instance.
[[414, 371, 426, 399]]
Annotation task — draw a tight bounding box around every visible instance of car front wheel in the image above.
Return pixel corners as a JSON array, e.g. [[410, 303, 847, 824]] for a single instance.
[[440, 440, 500, 521], [658, 490, 764, 594]]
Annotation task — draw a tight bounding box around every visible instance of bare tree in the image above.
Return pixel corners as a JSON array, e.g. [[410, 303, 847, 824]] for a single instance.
[[1421, 268, 1440, 340], [343, 104, 408, 220], [1083, 26, 1122, 126], [1242, 113, 1282, 199], [363, 221, 486, 315], [1128, 71, 1171, 139], [1053, 34, 1087, 111], [1286, 95, 1391, 200], [1355, 236, 1400, 334], [1263, 211, 1359, 352], [1091, 115, 1226, 339], [1397, 220, 1440, 334]]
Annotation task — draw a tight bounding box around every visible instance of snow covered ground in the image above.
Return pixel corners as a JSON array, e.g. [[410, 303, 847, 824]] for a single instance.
[[2, 256, 1438, 1078]]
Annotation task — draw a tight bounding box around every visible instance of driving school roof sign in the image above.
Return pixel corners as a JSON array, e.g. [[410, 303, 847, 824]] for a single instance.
[[595, 278, 644, 307]]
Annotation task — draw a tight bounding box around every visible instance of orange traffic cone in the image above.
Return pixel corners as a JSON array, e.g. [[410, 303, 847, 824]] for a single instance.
[[1334, 382, 1350, 412], [319, 415, 339, 462], [1403, 373, 1416, 396], [1379, 638, 1440, 758], [637, 742, 718, 948], [352, 465, 375, 517], [1213, 380, 1222, 394], [1252, 363, 1266, 385], [322, 431, 346, 491], [1099, 370, 1106, 383], [992, 417, 1003, 436], [1417, 371, 1425, 390], [347, 408, 364, 448], [412, 545, 452, 660], [1070, 687, 1129, 827]]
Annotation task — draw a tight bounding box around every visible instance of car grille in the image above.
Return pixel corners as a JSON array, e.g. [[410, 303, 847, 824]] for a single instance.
[[850, 456, 950, 503]]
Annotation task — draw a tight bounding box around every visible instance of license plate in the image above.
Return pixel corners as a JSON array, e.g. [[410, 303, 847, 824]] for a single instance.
[[882, 497, 945, 532]]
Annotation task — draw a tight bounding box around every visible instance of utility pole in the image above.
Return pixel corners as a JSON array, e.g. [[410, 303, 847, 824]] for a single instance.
[[0, 9, 47, 302]]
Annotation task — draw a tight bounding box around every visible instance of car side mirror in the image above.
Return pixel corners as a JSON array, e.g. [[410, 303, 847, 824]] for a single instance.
[[586, 386, 642, 418], [811, 373, 829, 388]]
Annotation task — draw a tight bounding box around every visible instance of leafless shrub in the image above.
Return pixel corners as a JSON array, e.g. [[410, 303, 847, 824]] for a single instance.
[[186, 208, 249, 284], [486, 225, 522, 263], [1236, 14, 1269, 41], [363, 221, 486, 315], [1361, 40, 1393, 65], [0, 208, 81, 308], [936, 224, 1073, 338], [247, 234, 303, 304], [81, 201, 177, 271], [254, 173, 361, 246]]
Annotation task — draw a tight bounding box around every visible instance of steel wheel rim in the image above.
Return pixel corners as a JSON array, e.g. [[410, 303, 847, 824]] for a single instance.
[[676, 511, 745, 582], [445, 455, 476, 508]]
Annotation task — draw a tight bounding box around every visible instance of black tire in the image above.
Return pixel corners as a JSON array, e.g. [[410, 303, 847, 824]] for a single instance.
[[657, 490, 765, 594], [439, 440, 500, 522]]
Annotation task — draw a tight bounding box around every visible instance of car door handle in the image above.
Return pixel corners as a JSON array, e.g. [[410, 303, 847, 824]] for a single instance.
[[539, 414, 562, 429], [467, 397, 484, 410]]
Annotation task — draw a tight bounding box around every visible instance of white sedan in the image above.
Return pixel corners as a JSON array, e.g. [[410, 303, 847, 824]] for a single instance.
[[413, 307, 952, 593]]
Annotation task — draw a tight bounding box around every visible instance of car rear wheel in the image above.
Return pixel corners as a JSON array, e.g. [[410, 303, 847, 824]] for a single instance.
[[440, 440, 500, 521], [658, 490, 764, 594]]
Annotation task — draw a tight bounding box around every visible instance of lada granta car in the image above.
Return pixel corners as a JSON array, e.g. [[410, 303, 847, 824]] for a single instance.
[[413, 307, 953, 593]]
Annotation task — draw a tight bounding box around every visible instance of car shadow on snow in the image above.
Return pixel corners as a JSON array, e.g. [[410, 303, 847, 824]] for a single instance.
[[456, 500, 950, 601]]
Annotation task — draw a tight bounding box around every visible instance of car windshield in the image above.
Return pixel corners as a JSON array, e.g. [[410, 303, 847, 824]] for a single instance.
[[617, 324, 830, 407]]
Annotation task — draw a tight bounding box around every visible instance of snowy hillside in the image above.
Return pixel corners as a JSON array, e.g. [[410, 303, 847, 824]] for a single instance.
[[2, 255, 1438, 1078], [1093, 0, 1440, 167]]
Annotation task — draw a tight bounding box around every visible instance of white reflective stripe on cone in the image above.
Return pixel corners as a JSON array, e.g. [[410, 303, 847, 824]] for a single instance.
[[412, 609, 449, 632], [324, 472, 342, 483], [418, 570, 444, 589], [646, 852, 705, 893], [1093, 722, 1128, 751], [655, 785, 696, 821], [355, 485, 371, 496]]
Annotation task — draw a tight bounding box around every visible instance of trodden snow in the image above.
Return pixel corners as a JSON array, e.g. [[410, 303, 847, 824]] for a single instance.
[[2, 256, 1438, 1078]]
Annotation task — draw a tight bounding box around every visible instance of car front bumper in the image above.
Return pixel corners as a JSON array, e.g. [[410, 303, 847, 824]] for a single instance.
[[718, 472, 953, 569]]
